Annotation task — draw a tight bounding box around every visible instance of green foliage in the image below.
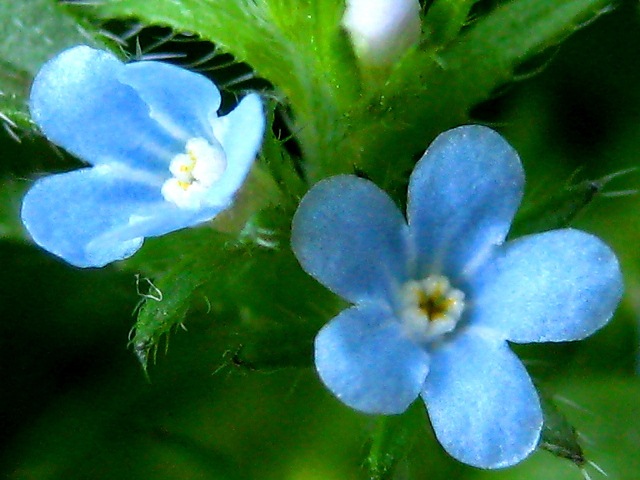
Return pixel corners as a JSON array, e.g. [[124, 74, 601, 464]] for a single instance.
[[131, 251, 225, 373], [0, 179, 29, 241], [510, 168, 635, 238], [346, 0, 617, 189], [2, 0, 639, 478], [130, 222, 341, 374], [128, 229, 250, 372], [216, 245, 339, 371], [537, 387, 585, 466], [364, 405, 422, 480], [423, 0, 477, 46]]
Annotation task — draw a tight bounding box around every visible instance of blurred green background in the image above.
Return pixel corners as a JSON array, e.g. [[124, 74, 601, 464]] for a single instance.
[[1, 1, 640, 479]]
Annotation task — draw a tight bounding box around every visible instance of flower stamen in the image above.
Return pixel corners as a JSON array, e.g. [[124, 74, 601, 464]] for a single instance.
[[161, 137, 227, 208], [400, 275, 465, 340]]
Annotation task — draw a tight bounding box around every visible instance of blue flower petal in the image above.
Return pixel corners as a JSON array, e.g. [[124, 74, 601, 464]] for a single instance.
[[292, 175, 408, 305], [469, 229, 623, 343], [118, 60, 222, 141], [20, 166, 214, 267], [205, 93, 265, 203], [407, 125, 524, 284], [29, 46, 180, 170], [422, 329, 542, 468], [316, 304, 430, 414]]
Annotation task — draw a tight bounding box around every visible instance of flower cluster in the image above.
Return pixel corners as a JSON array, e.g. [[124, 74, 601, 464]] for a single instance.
[[291, 125, 623, 468], [21, 46, 265, 267], [21, 42, 624, 471]]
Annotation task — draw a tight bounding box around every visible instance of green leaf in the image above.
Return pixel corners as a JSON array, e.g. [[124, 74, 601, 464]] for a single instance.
[[0, 0, 105, 130], [0, 178, 29, 241], [363, 405, 422, 480], [260, 104, 307, 200], [509, 168, 635, 238], [537, 387, 585, 467], [423, 0, 477, 47], [130, 219, 341, 374], [130, 234, 247, 373], [0, 61, 32, 131], [221, 246, 342, 371], [226, 320, 316, 371], [365, 417, 412, 479]]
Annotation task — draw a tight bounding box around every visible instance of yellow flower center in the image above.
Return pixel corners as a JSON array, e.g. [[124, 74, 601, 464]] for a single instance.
[[400, 275, 465, 340], [161, 137, 227, 209]]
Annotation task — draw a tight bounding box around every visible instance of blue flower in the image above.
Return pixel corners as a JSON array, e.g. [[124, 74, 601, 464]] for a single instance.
[[21, 46, 265, 268], [291, 125, 623, 468]]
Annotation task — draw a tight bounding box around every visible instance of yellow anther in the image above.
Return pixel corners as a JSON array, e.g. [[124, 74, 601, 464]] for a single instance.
[[162, 137, 228, 209], [400, 275, 465, 340]]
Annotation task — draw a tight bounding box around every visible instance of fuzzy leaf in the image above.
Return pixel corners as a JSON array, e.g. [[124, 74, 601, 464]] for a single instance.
[[130, 220, 340, 374], [0, 178, 29, 241], [363, 404, 422, 480], [423, 0, 477, 46], [345, 0, 616, 187], [215, 236, 342, 371], [537, 388, 585, 466], [510, 169, 635, 238], [130, 235, 247, 372]]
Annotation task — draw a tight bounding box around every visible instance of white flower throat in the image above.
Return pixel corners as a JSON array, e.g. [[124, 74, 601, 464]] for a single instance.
[[161, 137, 227, 209], [400, 275, 465, 341]]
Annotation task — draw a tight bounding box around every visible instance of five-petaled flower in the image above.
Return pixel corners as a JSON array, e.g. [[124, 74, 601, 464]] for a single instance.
[[291, 125, 623, 468], [22, 46, 265, 268]]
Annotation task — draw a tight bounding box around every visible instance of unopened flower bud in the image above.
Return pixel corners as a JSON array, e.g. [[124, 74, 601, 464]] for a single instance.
[[342, 0, 421, 66]]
